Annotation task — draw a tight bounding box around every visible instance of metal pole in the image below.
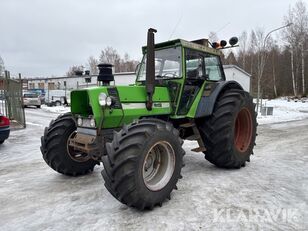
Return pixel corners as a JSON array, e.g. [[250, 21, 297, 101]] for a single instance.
[[19, 73, 26, 128], [5, 70, 12, 119], [256, 23, 293, 112]]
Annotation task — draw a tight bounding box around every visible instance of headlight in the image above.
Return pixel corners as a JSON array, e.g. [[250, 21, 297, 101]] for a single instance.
[[99, 93, 107, 106], [76, 116, 96, 128], [77, 117, 82, 126], [106, 96, 113, 106], [90, 118, 96, 127]]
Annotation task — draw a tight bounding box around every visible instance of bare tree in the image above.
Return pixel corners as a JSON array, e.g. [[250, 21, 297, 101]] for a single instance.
[[248, 30, 257, 75], [253, 23, 292, 109], [119, 53, 138, 72], [225, 51, 238, 65], [294, 1, 308, 95], [286, 47, 297, 96], [0, 56, 5, 77], [301, 43, 306, 95], [208, 31, 218, 42], [66, 47, 138, 77], [87, 56, 99, 75], [283, 0, 308, 96], [270, 46, 279, 97], [99, 47, 138, 73], [66, 65, 84, 77], [236, 2, 307, 99], [238, 31, 248, 69], [253, 28, 267, 111], [99, 47, 121, 72]]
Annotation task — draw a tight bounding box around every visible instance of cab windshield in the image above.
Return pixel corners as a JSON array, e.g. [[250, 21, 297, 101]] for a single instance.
[[137, 46, 182, 81]]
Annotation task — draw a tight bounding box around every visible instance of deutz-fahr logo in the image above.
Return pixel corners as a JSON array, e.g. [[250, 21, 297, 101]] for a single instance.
[[153, 103, 162, 107]]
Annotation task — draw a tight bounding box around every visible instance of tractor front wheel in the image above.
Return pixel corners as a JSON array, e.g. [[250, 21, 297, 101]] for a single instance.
[[102, 118, 185, 210], [198, 89, 257, 168], [40, 113, 98, 176]]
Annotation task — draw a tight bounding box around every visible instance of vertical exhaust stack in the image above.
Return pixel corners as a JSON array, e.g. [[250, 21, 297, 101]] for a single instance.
[[97, 64, 114, 86], [146, 28, 157, 110]]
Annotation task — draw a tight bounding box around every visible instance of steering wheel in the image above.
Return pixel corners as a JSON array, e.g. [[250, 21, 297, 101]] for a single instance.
[[161, 72, 178, 78]]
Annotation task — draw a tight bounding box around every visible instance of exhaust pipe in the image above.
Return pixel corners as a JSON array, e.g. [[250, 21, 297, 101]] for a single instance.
[[97, 63, 114, 86], [146, 28, 157, 110]]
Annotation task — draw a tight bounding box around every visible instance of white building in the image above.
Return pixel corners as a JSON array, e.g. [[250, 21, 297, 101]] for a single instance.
[[25, 72, 135, 91], [25, 65, 251, 92], [223, 65, 251, 92]]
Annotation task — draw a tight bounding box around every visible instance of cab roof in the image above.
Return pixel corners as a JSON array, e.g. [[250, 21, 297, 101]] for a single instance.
[[142, 38, 222, 56]]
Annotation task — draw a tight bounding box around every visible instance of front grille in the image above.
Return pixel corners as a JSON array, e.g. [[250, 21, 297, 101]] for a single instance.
[[107, 87, 122, 109]]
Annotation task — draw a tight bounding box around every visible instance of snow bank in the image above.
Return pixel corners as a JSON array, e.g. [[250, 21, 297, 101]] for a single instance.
[[40, 98, 308, 125], [257, 98, 308, 125], [41, 105, 70, 114]]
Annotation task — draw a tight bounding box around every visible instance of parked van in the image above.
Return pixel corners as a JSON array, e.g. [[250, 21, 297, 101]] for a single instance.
[[45, 90, 70, 106]]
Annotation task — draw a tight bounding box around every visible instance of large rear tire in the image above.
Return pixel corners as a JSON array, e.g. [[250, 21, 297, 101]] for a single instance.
[[197, 89, 257, 168], [40, 113, 98, 176], [101, 118, 185, 210]]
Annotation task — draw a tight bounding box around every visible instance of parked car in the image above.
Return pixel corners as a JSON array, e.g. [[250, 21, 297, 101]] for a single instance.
[[0, 114, 10, 144], [23, 92, 42, 108]]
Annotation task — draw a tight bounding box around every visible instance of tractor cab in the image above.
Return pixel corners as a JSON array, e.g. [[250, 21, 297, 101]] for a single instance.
[[136, 37, 226, 117]]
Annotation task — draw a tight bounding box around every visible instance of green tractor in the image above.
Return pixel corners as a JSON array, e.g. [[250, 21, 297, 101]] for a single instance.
[[41, 28, 257, 210]]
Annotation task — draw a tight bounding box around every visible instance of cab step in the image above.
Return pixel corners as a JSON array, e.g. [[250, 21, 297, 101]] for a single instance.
[[191, 147, 207, 152], [180, 121, 207, 153], [186, 134, 200, 141], [179, 122, 195, 128]]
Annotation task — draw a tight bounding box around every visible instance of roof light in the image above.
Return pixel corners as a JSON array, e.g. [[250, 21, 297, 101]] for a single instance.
[[220, 40, 227, 47], [229, 37, 238, 46]]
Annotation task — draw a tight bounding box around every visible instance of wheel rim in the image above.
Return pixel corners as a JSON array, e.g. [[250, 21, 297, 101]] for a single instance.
[[143, 141, 175, 191], [67, 131, 90, 162], [234, 107, 253, 153]]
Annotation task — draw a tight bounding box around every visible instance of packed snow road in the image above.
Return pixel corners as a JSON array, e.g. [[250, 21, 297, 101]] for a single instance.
[[0, 108, 307, 230]]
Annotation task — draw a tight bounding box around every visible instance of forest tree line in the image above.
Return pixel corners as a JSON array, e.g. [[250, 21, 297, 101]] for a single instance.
[[218, 0, 308, 98]]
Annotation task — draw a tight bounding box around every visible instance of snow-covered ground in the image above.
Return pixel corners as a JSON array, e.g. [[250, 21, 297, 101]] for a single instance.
[[0, 103, 307, 230], [257, 98, 308, 125]]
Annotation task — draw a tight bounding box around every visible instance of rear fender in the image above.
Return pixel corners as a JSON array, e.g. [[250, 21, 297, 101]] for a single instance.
[[195, 81, 243, 118]]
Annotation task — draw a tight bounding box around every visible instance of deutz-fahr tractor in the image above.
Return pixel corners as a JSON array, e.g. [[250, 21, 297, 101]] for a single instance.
[[41, 28, 257, 210]]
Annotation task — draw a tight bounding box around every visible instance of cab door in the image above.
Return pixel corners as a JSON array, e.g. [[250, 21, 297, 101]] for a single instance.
[[176, 48, 225, 116]]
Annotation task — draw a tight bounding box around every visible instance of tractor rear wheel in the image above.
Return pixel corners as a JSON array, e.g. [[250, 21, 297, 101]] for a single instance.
[[101, 118, 185, 210], [40, 112, 98, 176], [198, 89, 257, 168]]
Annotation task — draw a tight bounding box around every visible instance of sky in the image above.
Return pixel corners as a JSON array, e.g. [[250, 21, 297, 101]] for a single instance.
[[0, 0, 300, 77]]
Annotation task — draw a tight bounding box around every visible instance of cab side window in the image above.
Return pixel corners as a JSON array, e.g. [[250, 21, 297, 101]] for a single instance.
[[186, 50, 204, 79], [185, 50, 223, 81], [204, 55, 223, 81]]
